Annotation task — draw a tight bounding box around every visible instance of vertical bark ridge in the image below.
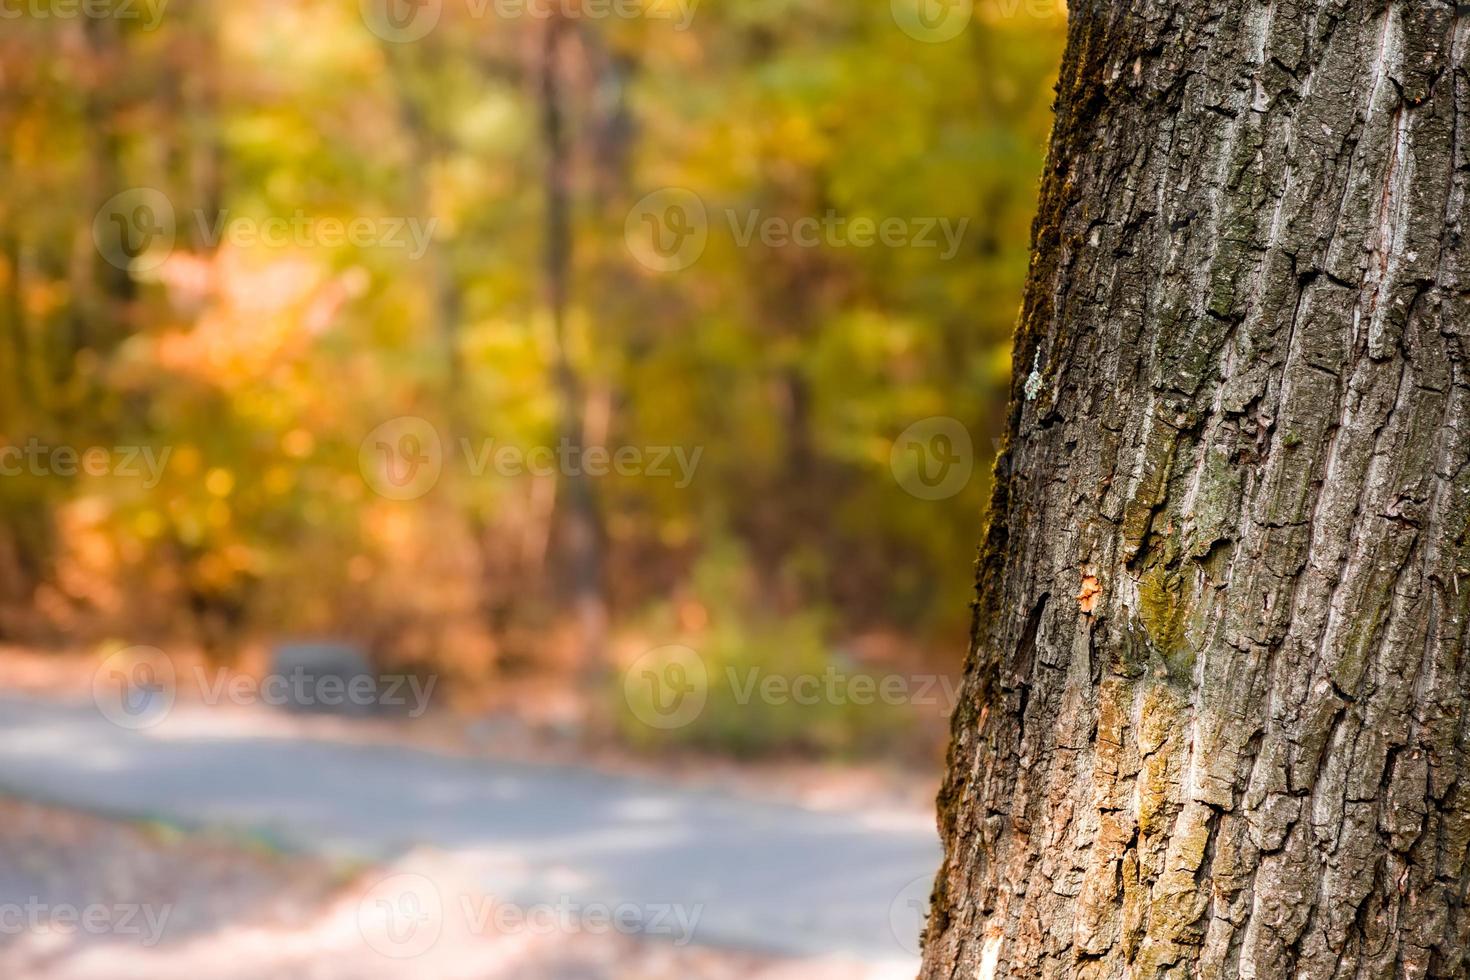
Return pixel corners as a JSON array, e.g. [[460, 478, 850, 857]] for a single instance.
[[924, 2, 1470, 978]]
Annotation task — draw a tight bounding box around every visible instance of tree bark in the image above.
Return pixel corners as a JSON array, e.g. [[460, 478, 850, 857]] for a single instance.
[[922, 3, 1470, 978]]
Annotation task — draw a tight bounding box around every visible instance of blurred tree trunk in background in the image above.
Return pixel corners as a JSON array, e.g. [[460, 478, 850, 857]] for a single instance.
[[541, 15, 608, 687], [923, 3, 1470, 978]]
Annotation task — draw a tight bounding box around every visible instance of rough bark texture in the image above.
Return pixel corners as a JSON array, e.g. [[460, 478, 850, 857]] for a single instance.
[[922, 2, 1470, 978]]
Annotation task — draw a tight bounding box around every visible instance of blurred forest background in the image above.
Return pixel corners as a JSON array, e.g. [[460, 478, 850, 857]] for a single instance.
[[0, 0, 1065, 761]]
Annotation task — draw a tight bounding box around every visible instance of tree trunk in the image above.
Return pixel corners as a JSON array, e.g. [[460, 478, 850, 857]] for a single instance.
[[922, 3, 1470, 978], [540, 16, 609, 685]]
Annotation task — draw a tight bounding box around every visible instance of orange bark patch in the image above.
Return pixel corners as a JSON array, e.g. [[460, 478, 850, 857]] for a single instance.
[[1078, 574, 1102, 614]]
